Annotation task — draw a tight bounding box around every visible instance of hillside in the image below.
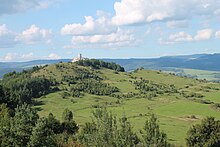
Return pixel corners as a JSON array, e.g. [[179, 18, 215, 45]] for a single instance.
[[0, 59, 220, 146], [1, 60, 218, 145]]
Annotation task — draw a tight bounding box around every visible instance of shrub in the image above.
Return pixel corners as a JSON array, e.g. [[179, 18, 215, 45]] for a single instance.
[[186, 117, 220, 147]]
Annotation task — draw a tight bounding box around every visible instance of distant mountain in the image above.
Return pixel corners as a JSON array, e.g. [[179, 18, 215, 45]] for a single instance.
[[103, 53, 220, 71], [0, 53, 220, 78], [0, 59, 71, 78]]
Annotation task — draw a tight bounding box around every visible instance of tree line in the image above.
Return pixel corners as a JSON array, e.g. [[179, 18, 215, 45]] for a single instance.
[[0, 70, 53, 109], [75, 59, 125, 72], [70, 79, 119, 97], [1, 104, 219, 147], [0, 104, 78, 146]]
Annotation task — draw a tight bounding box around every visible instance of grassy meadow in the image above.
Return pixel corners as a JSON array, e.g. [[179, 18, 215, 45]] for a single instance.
[[164, 68, 220, 81], [33, 63, 220, 146]]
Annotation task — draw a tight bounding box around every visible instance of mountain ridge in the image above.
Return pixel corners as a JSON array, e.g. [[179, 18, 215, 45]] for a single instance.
[[1, 53, 220, 78]]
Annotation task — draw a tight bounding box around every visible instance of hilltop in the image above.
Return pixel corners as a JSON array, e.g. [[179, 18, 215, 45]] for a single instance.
[[1, 59, 220, 146], [2, 53, 220, 81]]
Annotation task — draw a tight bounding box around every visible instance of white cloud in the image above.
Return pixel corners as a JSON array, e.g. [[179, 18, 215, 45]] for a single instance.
[[47, 53, 61, 60], [2, 52, 34, 61], [21, 52, 34, 60], [1, 52, 61, 62], [64, 29, 138, 49], [61, 11, 116, 36], [0, 24, 11, 36], [160, 28, 214, 44], [160, 32, 193, 44], [0, 24, 53, 49], [194, 29, 213, 41], [169, 32, 193, 42], [15, 25, 52, 44], [3, 53, 16, 61], [0, 24, 17, 48], [145, 28, 151, 35], [72, 29, 134, 44], [61, 11, 138, 49], [166, 20, 189, 28], [0, 0, 56, 16], [112, 0, 220, 25], [215, 30, 220, 38]]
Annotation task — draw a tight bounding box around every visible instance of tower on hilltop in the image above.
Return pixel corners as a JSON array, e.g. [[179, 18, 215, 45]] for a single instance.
[[78, 53, 82, 60], [72, 53, 83, 62]]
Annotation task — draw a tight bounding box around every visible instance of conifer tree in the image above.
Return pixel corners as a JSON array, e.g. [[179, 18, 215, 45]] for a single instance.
[[11, 104, 39, 146], [140, 114, 171, 147], [29, 118, 56, 147]]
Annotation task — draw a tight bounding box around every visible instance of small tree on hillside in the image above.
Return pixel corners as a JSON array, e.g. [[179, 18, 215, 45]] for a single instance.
[[62, 108, 73, 122], [140, 113, 171, 147], [61, 108, 78, 134], [116, 115, 139, 146], [47, 113, 62, 134], [186, 117, 220, 147]]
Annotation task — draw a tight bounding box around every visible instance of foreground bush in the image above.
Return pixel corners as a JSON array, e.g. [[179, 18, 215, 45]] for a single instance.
[[78, 108, 172, 147], [78, 108, 139, 146], [186, 117, 220, 147]]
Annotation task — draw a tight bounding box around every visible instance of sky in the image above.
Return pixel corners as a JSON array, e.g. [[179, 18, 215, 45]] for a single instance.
[[0, 0, 220, 61]]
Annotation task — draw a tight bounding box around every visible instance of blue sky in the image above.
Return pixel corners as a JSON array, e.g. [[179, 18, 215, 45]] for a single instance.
[[0, 0, 220, 61]]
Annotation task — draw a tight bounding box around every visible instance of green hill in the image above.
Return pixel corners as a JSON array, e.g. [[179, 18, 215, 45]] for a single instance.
[[1, 59, 220, 146]]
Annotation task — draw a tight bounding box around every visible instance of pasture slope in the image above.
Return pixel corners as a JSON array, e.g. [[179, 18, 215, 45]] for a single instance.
[[32, 62, 220, 146]]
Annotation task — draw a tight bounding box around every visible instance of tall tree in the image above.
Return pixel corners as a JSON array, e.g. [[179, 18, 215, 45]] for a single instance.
[[0, 104, 13, 146], [29, 118, 56, 147], [140, 114, 171, 147], [0, 85, 4, 103], [115, 115, 139, 146], [11, 104, 39, 146]]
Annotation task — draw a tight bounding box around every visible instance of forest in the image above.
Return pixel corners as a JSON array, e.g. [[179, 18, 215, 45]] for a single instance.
[[75, 59, 125, 72]]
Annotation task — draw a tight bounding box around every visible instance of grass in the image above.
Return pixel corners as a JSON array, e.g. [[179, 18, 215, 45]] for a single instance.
[[33, 63, 220, 146], [164, 68, 220, 81], [132, 69, 200, 89], [183, 69, 220, 81], [204, 91, 220, 103]]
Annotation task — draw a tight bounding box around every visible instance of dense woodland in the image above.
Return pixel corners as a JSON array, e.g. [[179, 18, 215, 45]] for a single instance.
[[75, 59, 125, 72], [0, 59, 219, 146]]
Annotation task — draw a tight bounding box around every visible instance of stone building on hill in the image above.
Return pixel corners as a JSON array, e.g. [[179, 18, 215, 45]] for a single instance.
[[72, 53, 84, 62]]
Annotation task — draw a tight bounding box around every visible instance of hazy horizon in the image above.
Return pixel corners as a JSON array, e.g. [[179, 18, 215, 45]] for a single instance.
[[0, 52, 219, 63]]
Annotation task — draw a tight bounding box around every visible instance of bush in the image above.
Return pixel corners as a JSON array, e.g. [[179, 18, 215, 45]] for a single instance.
[[186, 117, 220, 147], [212, 103, 220, 110], [78, 108, 139, 147]]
